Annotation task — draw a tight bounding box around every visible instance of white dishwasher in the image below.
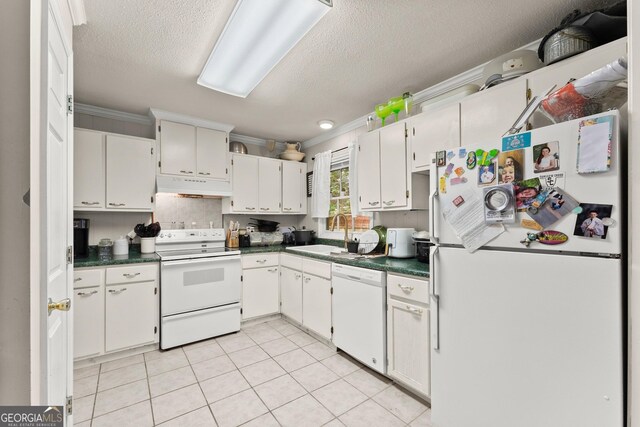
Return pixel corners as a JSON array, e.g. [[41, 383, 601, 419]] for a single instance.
[[332, 264, 387, 374]]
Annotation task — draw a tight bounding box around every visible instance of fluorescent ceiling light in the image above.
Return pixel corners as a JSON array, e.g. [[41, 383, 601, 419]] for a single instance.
[[318, 120, 334, 129], [198, 0, 333, 98]]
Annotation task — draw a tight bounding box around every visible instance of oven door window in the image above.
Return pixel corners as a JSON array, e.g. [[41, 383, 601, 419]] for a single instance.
[[161, 256, 241, 315]]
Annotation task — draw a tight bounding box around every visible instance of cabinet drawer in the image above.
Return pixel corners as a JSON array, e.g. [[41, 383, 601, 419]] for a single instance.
[[303, 258, 331, 279], [242, 253, 279, 269], [387, 273, 429, 304], [74, 269, 104, 288], [280, 253, 303, 271], [106, 264, 158, 284]]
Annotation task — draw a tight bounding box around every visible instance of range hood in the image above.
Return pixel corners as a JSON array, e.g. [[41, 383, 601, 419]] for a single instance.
[[156, 175, 232, 197]]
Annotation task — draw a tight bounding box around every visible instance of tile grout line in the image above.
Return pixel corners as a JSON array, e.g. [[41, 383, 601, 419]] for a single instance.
[[143, 356, 156, 426]]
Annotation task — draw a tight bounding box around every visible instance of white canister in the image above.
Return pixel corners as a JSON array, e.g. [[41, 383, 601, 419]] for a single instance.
[[140, 237, 156, 254], [113, 236, 129, 256]]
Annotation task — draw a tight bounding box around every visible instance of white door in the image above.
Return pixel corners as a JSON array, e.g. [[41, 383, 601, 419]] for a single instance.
[[280, 267, 302, 323], [105, 281, 156, 352], [73, 286, 104, 359], [73, 129, 105, 209], [160, 120, 196, 176], [242, 267, 280, 319], [302, 274, 332, 340], [259, 158, 282, 213], [411, 103, 460, 172], [196, 127, 228, 180], [460, 78, 527, 146], [106, 135, 154, 210], [231, 155, 259, 212], [282, 161, 303, 213], [431, 247, 623, 427], [31, 0, 73, 417], [357, 131, 381, 210], [380, 121, 408, 208]]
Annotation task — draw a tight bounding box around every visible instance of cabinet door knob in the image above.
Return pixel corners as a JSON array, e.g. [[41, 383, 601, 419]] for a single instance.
[[108, 202, 126, 207], [260, 208, 270, 211], [246, 207, 256, 210], [108, 288, 127, 294], [123, 272, 140, 279], [81, 201, 100, 205], [198, 172, 211, 175], [74, 277, 82, 282], [406, 305, 423, 316], [267, 268, 278, 272], [256, 259, 267, 264], [295, 274, 302, 279], [180, 170, 194, 174], [304, 277, 311, 283], [368, 201, 379, 206], [283, 207, 292, 211], [383, 200, 395, 206]]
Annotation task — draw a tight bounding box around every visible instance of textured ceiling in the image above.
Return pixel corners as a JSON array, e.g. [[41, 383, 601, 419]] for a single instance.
[[73, 0, 618, 141]]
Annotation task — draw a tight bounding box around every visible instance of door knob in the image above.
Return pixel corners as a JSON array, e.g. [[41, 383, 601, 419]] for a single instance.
[[48, 297, 71, 315]]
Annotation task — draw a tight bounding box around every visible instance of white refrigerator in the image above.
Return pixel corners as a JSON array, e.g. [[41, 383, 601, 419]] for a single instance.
[[429, 111, 624, 427]]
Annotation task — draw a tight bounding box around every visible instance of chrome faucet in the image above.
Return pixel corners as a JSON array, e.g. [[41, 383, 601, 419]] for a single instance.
[[330, 214, 351, 249]]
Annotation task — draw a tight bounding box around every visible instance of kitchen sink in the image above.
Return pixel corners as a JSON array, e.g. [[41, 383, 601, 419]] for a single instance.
[[287, 245, 347, 256]]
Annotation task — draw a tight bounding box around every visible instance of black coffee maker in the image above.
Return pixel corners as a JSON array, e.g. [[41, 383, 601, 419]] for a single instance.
[[74, 218, 90, 259]]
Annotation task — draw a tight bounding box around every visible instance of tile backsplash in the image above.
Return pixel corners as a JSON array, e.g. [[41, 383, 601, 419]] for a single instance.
[[154, 193, 223, 230], [76, 211, 152, 245]]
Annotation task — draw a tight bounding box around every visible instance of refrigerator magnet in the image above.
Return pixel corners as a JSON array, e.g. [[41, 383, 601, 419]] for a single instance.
[[502, 132, 531, 151], [478, 161, 497, 187], [466, 151, 477, 169], [537, 231, 569, 245], [533, 141, 560, 173], [447, 150, 455, 160], [475, 148, 499, 166], [459, 148, 467, 158], [573, 203, 613, 239], [444, 163, 455, 178], [436, 150, 446, 167], [520, 218, 543, 231], [439, 176, 447, 194], [527, 188, 580, 229], [454, 167, 465, 177], [498, 149, 524, 184], [576, 115, 613, 174], [483, 184, 515, 223], [451, 177, 468, 186]]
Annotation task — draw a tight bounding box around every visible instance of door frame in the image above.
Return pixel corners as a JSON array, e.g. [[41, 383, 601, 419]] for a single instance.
[[29, 0, 74, 407]]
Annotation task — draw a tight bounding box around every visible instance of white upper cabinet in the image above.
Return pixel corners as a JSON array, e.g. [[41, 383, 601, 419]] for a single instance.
[[159, 120, 229, 180], [380, 121, 408, 209], [74, 128, 105, 209], [231, 154, 259, 212], [196, 127, 228, 180], [282, 161, 305, 213], [460, 78, 528, 146], [357, 130, 381, 210], [159, 120, 197, 176], [224, 154, 307, 215], [74, 128, 155, 212], [411, 103, 461, 172], [106, 134, 154, 210], [258, 158, 282, 213]]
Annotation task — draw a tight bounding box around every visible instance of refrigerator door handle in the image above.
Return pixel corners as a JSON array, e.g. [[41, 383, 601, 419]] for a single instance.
[[430, 245, 440, 351], [429, 156, 440, 245]]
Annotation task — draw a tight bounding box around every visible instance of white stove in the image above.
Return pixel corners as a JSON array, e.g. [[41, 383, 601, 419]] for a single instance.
[[156, 228, 242, 349]]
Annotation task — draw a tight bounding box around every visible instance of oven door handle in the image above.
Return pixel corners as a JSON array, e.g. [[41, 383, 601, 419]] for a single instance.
[[161, 255, 241, 267]]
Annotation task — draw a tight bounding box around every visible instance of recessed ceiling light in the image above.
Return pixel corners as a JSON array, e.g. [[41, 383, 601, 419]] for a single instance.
[[197, 0, 333, 98], [318, 120, 334, 130]]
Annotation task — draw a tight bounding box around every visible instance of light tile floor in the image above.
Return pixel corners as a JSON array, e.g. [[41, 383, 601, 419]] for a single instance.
[[74, 318, 431, 426]]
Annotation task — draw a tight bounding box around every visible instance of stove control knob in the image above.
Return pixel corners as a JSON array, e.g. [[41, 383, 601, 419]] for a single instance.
[[167, 233, 172, 238], [159, 233, 164, 238]]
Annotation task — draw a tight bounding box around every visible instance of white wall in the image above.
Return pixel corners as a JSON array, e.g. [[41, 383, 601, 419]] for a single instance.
[[0, 0, 34, 405]]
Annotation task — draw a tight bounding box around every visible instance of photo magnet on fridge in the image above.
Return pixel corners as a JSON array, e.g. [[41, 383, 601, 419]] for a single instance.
[[436, 150, 446, 167], [526, 188, 579, 229], [514, 178, 542, 211], [478, 161, 496, 187], [533, 141, 560, 173], [573, 203, 613, 239], [498, 149, 524, 184]]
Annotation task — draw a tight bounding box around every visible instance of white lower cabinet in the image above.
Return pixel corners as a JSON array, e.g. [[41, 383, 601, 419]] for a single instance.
[[279, 255, 332, 339], [386, 273, 430, 399], [73, 264, 158, 360], [74, 285, 104, 359], [280, 266, 303, 324], [302, 274, 332, 340], [105, 280, 157, 352], [242, 262, 280, 320]]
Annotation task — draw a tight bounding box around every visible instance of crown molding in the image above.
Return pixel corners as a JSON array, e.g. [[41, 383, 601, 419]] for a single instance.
[[229, 133, 268, 146], [75, 103, 153, 125], [302, 38, 541, 149], [67, 0, 87, 25], [149, 108, 235, 133]]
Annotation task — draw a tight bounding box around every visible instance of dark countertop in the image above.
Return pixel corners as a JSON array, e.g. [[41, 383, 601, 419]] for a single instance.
[[238, 241, 429, 278], [74, 245, 160, 268]]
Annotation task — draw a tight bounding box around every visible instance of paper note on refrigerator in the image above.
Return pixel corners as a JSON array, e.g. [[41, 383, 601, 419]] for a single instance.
[[577, 118, 612, 173], [442, 188, 504, 253]]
